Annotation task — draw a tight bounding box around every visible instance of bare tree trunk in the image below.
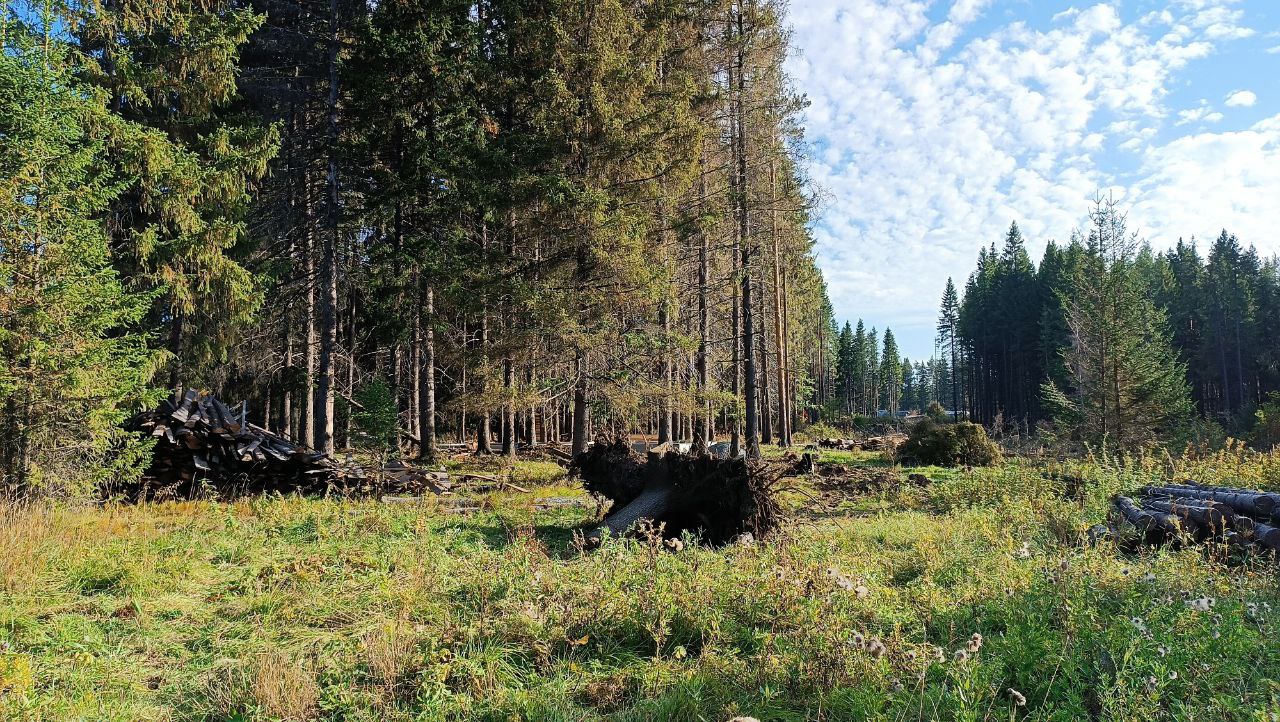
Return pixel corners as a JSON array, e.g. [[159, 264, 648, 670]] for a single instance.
[[418, 282, 437, 460], [758, 274, 773, 445], [735, 3, 759, 460], [770, 159, 791, 446], [315, 0, 340, 454], [694, 148, 711, 451], [477, 221, 493, 454]]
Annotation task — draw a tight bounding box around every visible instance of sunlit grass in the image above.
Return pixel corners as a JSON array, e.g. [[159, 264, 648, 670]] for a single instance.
[[2, 453, 1279, 720]]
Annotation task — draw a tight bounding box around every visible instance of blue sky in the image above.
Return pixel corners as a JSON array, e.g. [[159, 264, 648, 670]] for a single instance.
[[787, 0, 1280, 360]]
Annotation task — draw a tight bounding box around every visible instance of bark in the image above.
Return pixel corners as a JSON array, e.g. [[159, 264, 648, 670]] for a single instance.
[[770, 159, 790, 446], [314, 0, 340, 454], [735, 4, 760, 460], [418, 282, 437, 460]]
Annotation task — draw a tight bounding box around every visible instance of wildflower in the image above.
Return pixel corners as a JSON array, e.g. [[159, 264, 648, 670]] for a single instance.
[[952, 648, 969, 663], [849, 632, 866, 649], [855, 582, 871, 599], [828, 567, 856, 592], [1185, 597, 1215, 612], [1008, 688, 1027, 707], [1129, 616, 1147, 632], [1004, 587, 1015, 597], [868, 639, 887, 659], [892, 680, 905, 693], [932, 646, 946, 663], [967, 633, 983, 653]]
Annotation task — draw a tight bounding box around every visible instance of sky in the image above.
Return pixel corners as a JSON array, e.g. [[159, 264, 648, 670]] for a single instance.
[[786, 0, 1280, 360]]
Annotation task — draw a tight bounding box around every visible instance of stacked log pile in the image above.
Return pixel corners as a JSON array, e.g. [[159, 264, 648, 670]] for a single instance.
[[1112, 483, 1280, 553], [115, 390, 367, 501], [571, 436, 780, 546]]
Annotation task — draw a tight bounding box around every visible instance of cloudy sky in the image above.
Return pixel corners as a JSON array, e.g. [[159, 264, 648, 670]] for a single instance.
[[787, 0, 1280, 360]]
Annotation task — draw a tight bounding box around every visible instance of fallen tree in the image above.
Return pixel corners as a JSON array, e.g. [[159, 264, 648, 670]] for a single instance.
[[570, 436, 780, 546]]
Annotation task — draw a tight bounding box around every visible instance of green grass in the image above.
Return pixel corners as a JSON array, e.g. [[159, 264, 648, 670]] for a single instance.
[[3, 454, 1280, 721]]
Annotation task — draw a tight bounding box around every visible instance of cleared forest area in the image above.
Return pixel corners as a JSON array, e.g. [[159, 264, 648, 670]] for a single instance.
[[5, 0, 1280, 720], [5, 446, 1280, 720]]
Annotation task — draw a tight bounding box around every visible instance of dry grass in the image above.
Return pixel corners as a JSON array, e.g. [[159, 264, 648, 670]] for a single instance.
[[252, 651, 319, 721], [362, 620, 419, 696], [0, 501, 52, 593]]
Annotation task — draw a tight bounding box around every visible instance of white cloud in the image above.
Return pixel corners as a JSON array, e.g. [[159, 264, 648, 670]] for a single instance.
[[1176, 101, 1224, 125], [786, 0, 1270, 358], [1225, 89, 1258, 107], [1127, 114, 1280, 248], [1267, 45, 1280, 54]]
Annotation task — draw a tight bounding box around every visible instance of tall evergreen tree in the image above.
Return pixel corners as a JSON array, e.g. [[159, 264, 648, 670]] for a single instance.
[[1042, 198, 1192, 450], [1, 12, 163, 494]]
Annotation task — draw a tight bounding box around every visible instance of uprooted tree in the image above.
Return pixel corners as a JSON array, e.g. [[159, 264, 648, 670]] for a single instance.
[[571, 437, 780, 546]]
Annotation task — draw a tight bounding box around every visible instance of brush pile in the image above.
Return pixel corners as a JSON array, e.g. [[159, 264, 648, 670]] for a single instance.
[[817, 434, 907, 453], [114, 390, 363, 501], [571, 436, 780, 546], [1112, 482, 1280, 553]]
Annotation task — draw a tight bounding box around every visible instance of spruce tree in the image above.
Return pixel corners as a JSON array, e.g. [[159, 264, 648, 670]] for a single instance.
[[1, 14, 162, 494], [1042, 198, 1192, 450]]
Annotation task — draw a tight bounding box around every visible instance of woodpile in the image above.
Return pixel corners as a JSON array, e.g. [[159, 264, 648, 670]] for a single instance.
[[571, 436, 780, 547], [115, 390, 449, 501], [1111, 482, 1280, 553], [816, 434, 907, 453]]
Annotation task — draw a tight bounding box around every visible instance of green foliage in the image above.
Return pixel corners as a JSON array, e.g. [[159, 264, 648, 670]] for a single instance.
[[899, 419, 1002, 467], [6, 451, 1280, 719], [351, 379, 400, 451], [1042, 199, 1193, 452], [0, 20, 164, 495], [925, 400, 948, 423], [1252, 394, 1280, 451]]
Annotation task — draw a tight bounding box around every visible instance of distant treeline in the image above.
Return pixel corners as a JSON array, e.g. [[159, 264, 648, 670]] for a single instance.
[[937, 205, 1280, 439]]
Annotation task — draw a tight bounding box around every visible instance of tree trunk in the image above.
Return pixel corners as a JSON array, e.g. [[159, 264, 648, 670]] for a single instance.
[[735, 4, 759, 460], [315, 0, 340, 454], [770, 160, 790, 446], [418, 282, 437, 460]]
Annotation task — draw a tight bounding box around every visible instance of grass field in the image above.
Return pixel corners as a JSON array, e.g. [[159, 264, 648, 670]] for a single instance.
[[2, 447, 1280, 721]]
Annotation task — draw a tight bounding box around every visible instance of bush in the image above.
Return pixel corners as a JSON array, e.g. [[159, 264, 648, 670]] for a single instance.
[[898, 419, 1001, 467], [925, 401, 948, 423], [1252, 394, 1280, 451]]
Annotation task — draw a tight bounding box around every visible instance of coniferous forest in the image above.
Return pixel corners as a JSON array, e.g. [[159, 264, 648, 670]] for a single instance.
[[6, 2, 1280, 719], [1, 0, 833, 494]]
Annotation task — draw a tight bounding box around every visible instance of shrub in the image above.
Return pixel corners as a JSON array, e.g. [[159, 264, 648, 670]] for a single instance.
[[351, 379, 400, 451], [1252, 394, 1280, 451], [925, 401, 948, 423], [898, 420, 1001, 467]]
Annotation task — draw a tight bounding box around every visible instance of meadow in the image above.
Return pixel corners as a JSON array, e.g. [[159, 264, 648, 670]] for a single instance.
[[2, 447, 1279, 721]]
